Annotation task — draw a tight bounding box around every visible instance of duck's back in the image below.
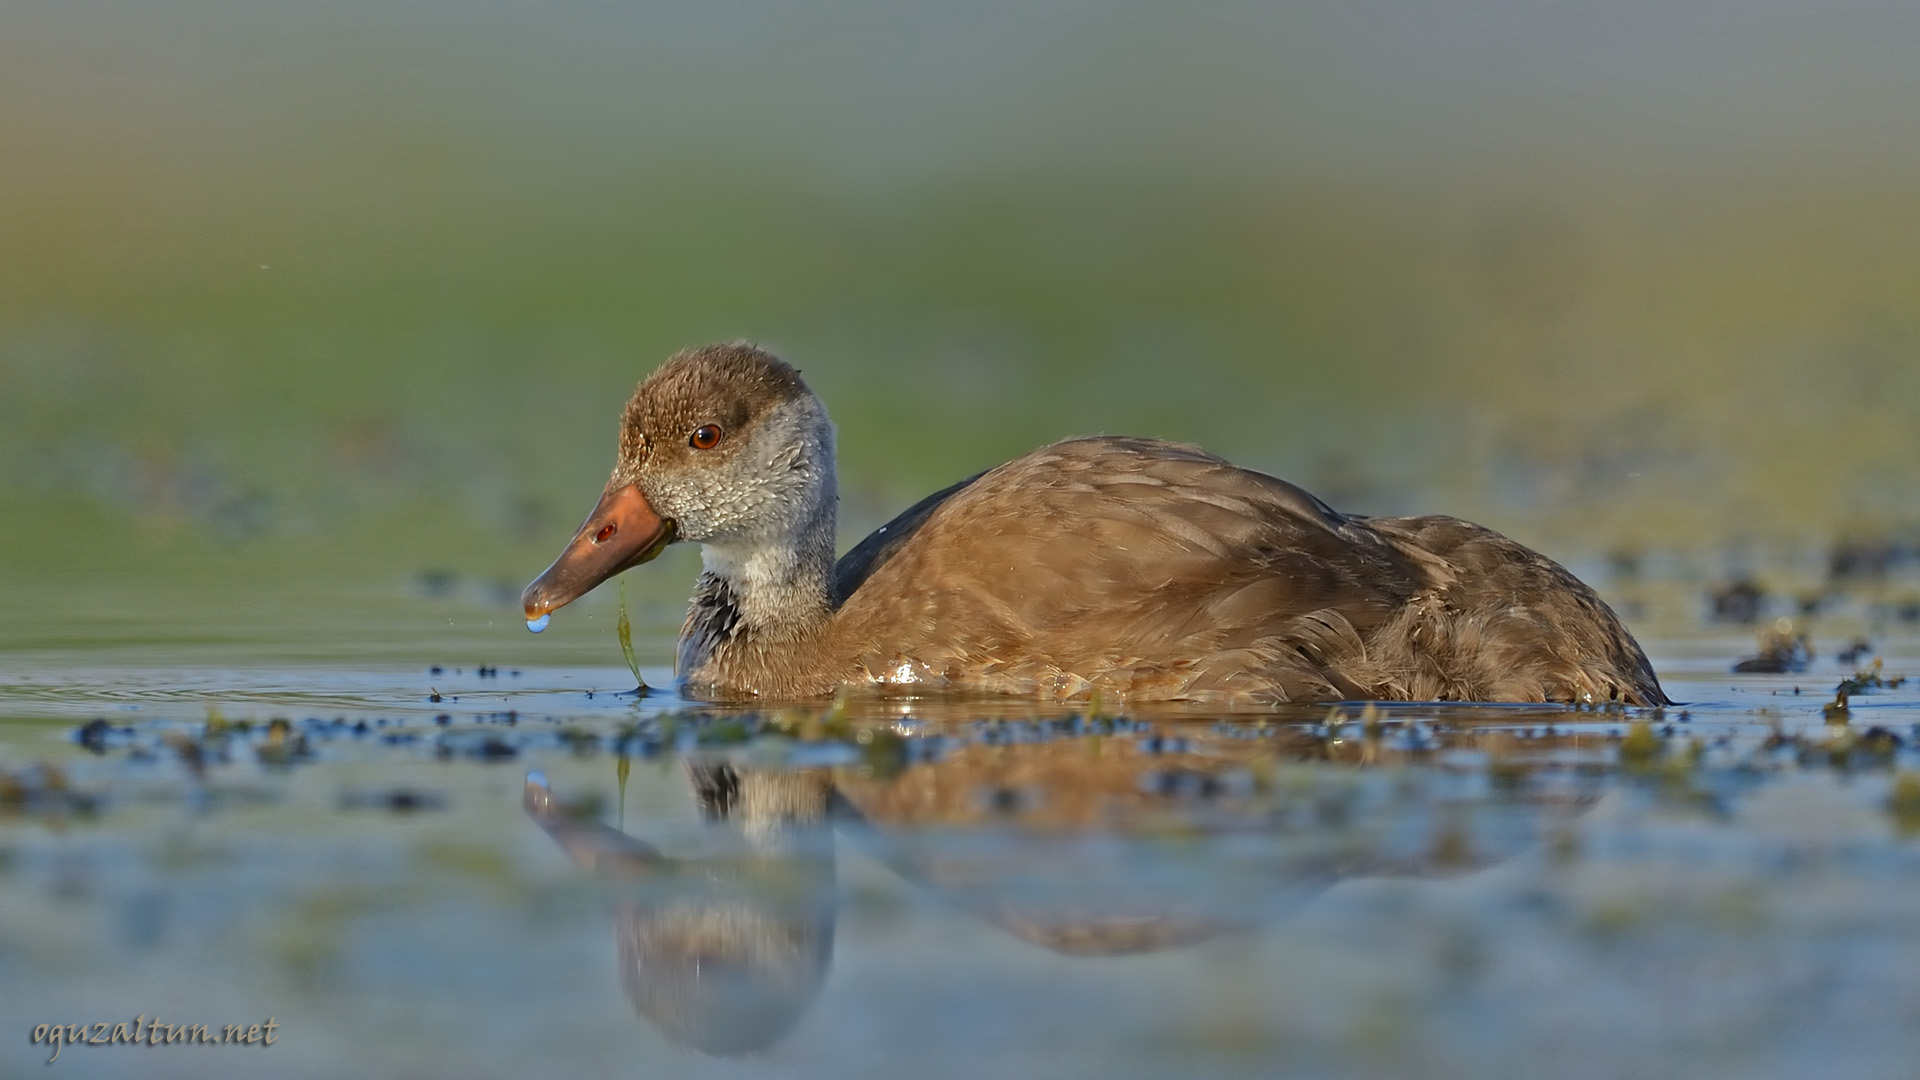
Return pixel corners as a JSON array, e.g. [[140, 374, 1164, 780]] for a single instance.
[[832, 437, 1665, 706]]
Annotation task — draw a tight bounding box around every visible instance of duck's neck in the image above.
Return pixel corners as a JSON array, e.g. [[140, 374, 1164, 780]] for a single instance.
[[679, 494, 839, 692], [698, 526, 836, 638]]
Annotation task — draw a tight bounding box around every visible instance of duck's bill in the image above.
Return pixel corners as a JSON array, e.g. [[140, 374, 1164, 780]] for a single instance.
[[521, 483, 676, 623]]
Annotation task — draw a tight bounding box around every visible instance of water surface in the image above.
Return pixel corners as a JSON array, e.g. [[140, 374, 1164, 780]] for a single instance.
[[4, 593, 1918, 1079]]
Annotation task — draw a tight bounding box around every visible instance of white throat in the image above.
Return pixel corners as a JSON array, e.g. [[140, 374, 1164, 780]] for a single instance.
[[697, 508, 835, 641]]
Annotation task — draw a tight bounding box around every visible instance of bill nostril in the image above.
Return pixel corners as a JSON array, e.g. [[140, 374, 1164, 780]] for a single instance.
[[595, 523, 617, 543]]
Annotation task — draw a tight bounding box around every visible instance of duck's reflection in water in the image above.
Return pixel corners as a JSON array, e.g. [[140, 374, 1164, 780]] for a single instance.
[[525, 722, 1603, 1055], [526, 766, 836, 1055]]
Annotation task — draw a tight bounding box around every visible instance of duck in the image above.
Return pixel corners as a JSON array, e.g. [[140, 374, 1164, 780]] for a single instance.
[[521, 342, 1668, 706]]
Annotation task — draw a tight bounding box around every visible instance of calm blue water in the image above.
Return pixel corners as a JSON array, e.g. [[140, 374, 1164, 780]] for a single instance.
[[2, 629, 1918, 1079]]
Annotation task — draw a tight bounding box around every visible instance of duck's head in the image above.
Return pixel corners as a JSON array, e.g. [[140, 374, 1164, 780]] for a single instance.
[[521, 342, 836, 625]]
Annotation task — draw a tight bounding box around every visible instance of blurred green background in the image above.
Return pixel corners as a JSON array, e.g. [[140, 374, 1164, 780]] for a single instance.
[[5, 0, 1919, 657]]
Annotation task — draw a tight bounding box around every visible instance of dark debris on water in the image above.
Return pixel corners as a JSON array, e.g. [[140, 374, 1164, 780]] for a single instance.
[[1838, 659, 1909, 696], [338, 788, 447, 813], [1709, 579, 1767, 624], [47, 669, 1920, 835], [0, 762, 105, 819], [1733, 625, 1814, 674]]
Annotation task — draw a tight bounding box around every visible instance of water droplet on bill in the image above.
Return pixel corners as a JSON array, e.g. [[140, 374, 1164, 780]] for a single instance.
[[526, 614, 550, 633]]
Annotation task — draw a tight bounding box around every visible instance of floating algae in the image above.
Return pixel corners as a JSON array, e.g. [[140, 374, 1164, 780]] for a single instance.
[[617, 575, 647, 693]]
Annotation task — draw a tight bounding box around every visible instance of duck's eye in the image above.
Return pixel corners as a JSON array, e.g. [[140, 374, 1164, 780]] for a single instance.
[[690, 424, 722, 450], [594, 523, 617, 543]]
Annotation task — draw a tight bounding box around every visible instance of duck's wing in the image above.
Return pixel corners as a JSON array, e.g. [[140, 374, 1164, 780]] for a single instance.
[[832, 471, 986, 607], [832, 437, 1432, 702]]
